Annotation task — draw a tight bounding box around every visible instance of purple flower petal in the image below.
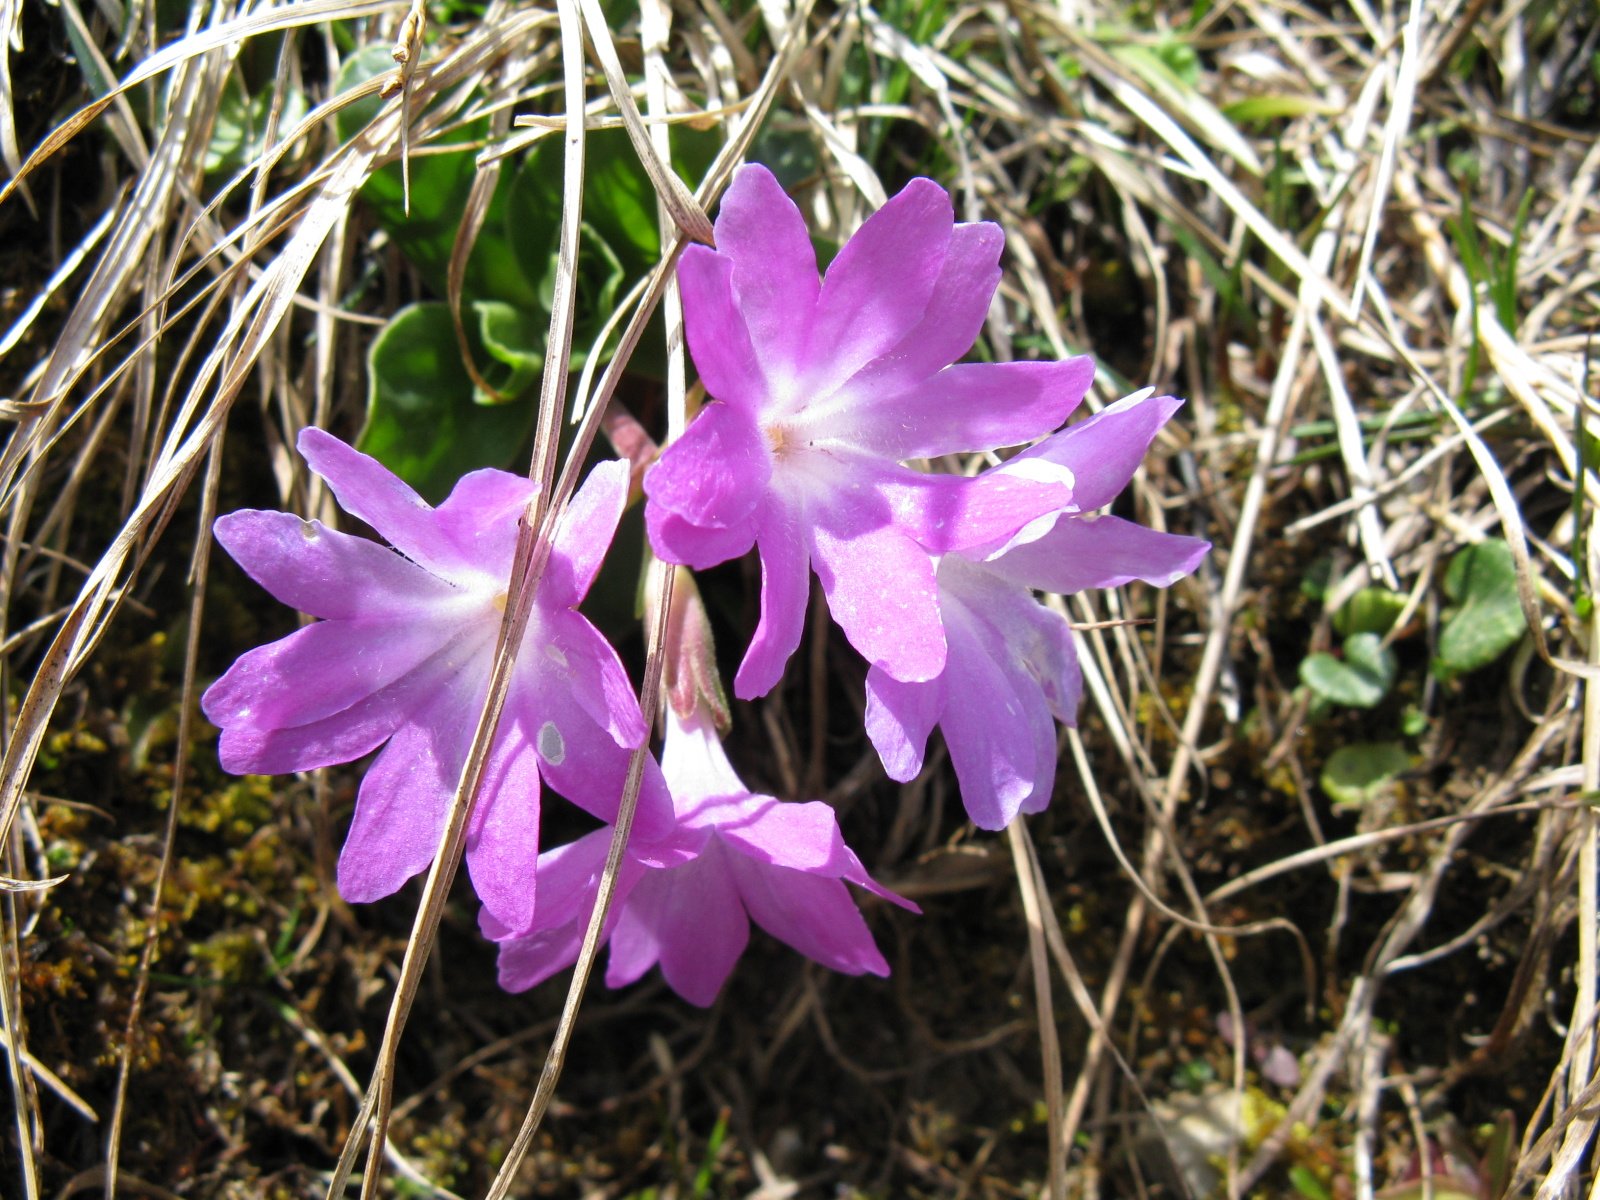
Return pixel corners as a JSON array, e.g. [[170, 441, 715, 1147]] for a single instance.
[[465, 717, 545, 937], [297, 428, 464, 576], [545, 459, 630, 610], [1013, 391, 1183, 511], [643, 403, 771, 530], [433, 468, 540, 575], [725, 856, 890, 977], [733, 505, 812, 700], [542, 608, 649, 749], [986, 515, 1211, 595], [870, 462, 1073, 555], [840, 221, 1005, 394], [805, 179, 954, 397], [527, 686, 675, 844], [212, 639, 483, 774], [604, 896, 663, 989], [336, 666, 485, 903], [202, 616, 454, 735], [935, 597, 1042, 830], [678, 245, 767, 410], [646, 505, 757, 570], [634, 845, 750, 1007], [692, 795, 857, 875], [492, 829, 641, 991], [714, 164, 819, 381], [810, 516, 945, 684], [212, 510, 457, 621], [831, 358, 1095, 460], [864, 665, 943, 782]]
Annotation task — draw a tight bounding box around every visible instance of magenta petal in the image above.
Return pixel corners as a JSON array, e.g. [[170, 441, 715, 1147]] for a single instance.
[[679, 246, 768, 409], [648, 845, 750, 1006], [864, 665, 943, 782], [492, 829, 616, 990], [872, 463, 1071, 555], [1015, 392, 1183, 511], [542, 609, 649, 749], [699, 796, 857, 875], [987, 515, 1210, 595], [836, 358, 1093, 461], [605, 897, 663, 989], [528, 692, 675, 843], [715, 164, 819, 379], [726, 856, 890, 977], [733, 504, 812, 699], [210, 636, 481, 774], [546, 459, 630, 610], [297, 428, 461, 575], [213, 510, 456, 620], [433, 468, 540, 575], [336, 667, 484, 904], [646, 504, 757, 570], [976, 573, 1083, 726], [805, 178, 954, 395], [496, 927, 583, 992], [202, 617, 449, 734], [810, 518, 944, 683], [842, 221, 1004, 393], [464, 718, 545, 938], [936, 600, 1040, 830], [643, 403, 771, 529]]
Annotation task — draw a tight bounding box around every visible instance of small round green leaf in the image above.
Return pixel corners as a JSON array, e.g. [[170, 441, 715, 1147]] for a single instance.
[[1298, 633, 1396, 708], [1320, 742, 1412, 808], [1333, 587, 1407, 637], [1436, 539, 1526, 678]]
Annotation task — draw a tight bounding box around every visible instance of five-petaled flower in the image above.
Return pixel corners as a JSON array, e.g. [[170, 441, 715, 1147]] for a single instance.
[[487, 701, 916, 1007], [644, 164, 1095, 699], [864, 391, 1211, 829], [201, 431, 681, 938]]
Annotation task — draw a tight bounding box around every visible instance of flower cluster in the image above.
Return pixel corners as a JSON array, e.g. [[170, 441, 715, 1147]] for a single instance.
[[203, 164, 1208, 1006]]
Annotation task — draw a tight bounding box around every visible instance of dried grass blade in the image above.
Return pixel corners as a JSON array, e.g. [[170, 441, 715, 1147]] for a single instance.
[[0, 0, 400, 206], [574, 0, 714, 245], [0, 189, 122, 363], [482, 561, 678, 1200], [103, 435, 222, 1200], [1006, 819, 1065, 1200], [0, 110, 390, 882]]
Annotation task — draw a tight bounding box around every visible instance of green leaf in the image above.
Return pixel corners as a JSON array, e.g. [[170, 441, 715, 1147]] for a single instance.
[[474, 301, 545, 397], [1483, 1110, 1516, 1200], [1288, 1166, 1334, 1200], [1435, 539, 1526, 678], [335, 47, 539, 310], [360, 302, 537, 502], [1299, 633, 1396, 708], [749, 125, 821, 191], [1152, 34, 1200, 86], [1333, 587, 1408, 637], [1222, 94, 1341, 123], [1320, 742, 1412, 808], [206, 72, 308, 176]]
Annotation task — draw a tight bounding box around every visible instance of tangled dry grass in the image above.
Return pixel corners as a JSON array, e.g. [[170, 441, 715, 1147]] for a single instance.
[[0, 0, 1597, 1195]]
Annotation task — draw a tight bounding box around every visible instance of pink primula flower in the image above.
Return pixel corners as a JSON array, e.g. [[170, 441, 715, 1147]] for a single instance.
[[488, 704, 916, 1007], [644, 164, 1094, 699], [865, 392, 1211, 829], [201, 430, 678, 937]]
